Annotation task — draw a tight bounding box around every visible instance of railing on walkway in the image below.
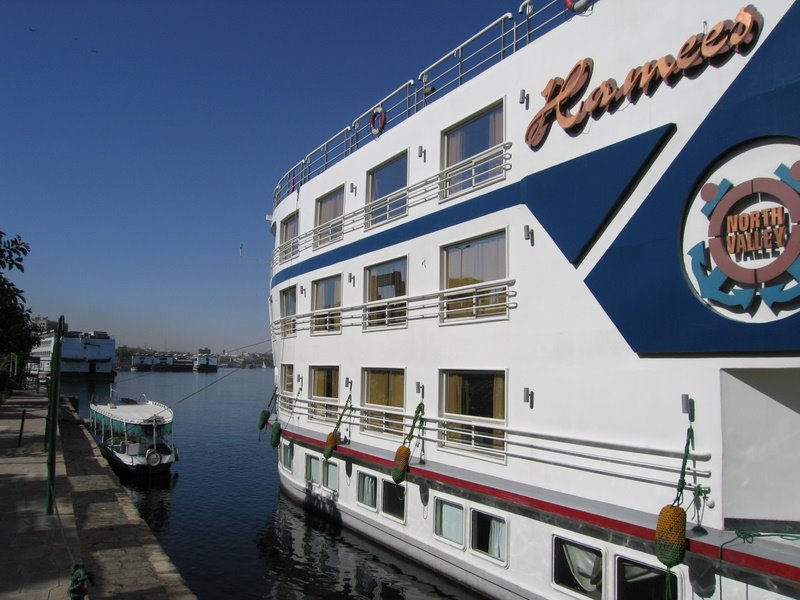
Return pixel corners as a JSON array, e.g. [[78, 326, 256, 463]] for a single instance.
[[272, 142, 512, 268], [274, 391, 713, 491], [273, 0, 569, 207], [272, 279, 517, 337]]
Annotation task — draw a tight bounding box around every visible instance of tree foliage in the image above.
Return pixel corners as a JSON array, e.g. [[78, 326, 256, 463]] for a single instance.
[[0, 230, 39, 358]]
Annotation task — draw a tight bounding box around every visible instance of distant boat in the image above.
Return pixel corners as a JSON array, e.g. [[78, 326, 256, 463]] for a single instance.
[[194, 354, 219, 373], [89, 393, 177, 475]]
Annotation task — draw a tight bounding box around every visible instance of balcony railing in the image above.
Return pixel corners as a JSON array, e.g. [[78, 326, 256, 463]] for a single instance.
[[273, 392, 713, 491], [270, 279, 517, 337], [272, 142, 512, 268], [273, 0, 568, 207]]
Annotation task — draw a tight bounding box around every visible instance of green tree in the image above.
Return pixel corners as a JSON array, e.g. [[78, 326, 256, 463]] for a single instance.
[[0, 231, 39, 385]]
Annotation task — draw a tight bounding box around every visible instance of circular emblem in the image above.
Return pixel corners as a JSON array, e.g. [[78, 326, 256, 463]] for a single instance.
[[681, 141, 800, 323]]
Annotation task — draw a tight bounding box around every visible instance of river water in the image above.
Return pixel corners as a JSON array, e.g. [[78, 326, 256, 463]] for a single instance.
[[62, 370, 482, 600]]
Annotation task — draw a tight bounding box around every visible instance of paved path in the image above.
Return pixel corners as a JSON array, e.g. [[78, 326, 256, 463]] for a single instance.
[[0, 391, 195, 600]]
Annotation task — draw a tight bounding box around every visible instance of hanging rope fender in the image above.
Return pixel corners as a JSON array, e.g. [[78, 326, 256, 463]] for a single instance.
[[258, 386, 278, 441], [271, 387, 301, 448], [392, 402, 425, 484], [324, 395, 353, 459], [68, 563, 93, 600], [655, 424, 694, 570]]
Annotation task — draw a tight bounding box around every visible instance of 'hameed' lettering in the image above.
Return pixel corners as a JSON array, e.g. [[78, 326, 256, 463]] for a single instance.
[[525, 5, 763, 150]]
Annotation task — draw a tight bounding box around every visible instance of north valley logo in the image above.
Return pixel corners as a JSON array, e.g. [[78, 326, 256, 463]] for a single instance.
[[682, 143, 800, 322]]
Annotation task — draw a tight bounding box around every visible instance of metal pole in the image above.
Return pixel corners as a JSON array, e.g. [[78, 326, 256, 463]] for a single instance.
[[17, 409, 26, 448], [45, 316, 64, 515]]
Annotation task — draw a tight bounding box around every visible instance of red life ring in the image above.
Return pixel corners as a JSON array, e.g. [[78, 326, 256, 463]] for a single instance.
[[564, 0, 590, 12], [369, 107, 386, 136]]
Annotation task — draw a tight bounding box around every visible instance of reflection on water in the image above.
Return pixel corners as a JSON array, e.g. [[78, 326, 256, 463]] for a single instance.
[[256, 495, 482, 600], [59, 372, 481, 599]]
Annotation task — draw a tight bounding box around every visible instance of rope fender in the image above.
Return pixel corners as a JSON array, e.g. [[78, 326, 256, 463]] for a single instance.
[[392, 402, 425, 484], [324, 394, 352, 459]]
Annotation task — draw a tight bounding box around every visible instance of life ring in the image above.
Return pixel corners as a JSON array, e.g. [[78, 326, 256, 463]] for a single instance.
[[564, 0, 590, 12], [369, 107, 386, 136], [146, 450, 161, 467]]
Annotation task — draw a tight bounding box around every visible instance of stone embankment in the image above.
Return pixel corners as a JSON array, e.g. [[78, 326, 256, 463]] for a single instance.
[[0, 390, 195, 600]]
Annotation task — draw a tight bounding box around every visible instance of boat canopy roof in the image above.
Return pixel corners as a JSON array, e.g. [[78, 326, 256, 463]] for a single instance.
[[90, 399, 173, 425]]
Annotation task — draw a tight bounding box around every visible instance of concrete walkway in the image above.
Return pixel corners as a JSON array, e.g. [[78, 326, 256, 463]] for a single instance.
[[0, 390, 195, 600]]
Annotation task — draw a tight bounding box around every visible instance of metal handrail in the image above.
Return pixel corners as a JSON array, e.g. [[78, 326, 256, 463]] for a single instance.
[[273, 2, 569, 207], [272, 142, 512, 267]]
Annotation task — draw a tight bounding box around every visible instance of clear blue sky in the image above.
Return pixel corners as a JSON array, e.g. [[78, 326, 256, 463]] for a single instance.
[[2, 1, 505, 354]]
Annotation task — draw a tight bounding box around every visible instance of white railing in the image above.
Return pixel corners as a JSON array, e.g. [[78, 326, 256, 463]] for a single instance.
[[272, 143, 512, 267], [270, 279, 517, 337], [273, 1, 568, 207], [273, 393, 713, 491]]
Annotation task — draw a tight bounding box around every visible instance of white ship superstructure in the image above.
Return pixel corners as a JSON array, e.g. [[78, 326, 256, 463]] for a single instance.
[[267, 2, 800, 598]]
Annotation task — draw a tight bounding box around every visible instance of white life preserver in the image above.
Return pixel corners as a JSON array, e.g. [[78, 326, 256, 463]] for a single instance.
[[369, 107, 386, 136]]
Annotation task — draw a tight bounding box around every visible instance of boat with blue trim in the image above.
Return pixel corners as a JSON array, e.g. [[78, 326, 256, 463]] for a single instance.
[[267, 2, 800, 598]]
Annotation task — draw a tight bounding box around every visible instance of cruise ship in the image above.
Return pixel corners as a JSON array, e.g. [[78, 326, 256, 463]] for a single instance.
[[31, 330, 116, 382], [267, 2, 800, 598]]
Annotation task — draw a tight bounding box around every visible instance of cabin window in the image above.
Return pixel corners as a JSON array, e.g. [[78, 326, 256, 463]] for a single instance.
[[314, 186, 344, 247], [309, 366, 339, 421], [366, 152, 408, 228], [281, 364, 294, 394], [280, 441, 294, 472], [442, 230, 507, 321], [471, 509, 507, 562], [553, 537, 603, 599], [280, 212, 299, 262], [323, 460, 338, 493], [362, 368, 405, 437], [311, 275, 342, 333], [280, 286, 297, 337], [364, 257, 407, 329], [434, 498, 464, 545], [441, 370, 505, 452], [443, 103, 504, 197], [357, 472, 377, 509], [305, 454, 321, 485], [381, 480, 406, 520], [616, 557, 677, 600]]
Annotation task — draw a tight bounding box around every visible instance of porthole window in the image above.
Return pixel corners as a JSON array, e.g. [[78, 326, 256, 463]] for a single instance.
[[553, 537, 603, 599]]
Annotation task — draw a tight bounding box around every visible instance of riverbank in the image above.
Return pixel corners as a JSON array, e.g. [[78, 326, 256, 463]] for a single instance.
[[0, 390, 195, 600]]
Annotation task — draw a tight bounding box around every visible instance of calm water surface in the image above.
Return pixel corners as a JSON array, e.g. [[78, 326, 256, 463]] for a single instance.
[[63, 370, 483, 600]]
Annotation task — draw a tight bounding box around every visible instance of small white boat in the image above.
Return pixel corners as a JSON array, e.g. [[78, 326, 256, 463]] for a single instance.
[[89, 393, 177, 474]]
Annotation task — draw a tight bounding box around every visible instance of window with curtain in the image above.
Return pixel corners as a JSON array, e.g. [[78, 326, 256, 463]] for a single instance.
[[362, 368, 405, 437], [305, 454, 321, 484], [315, 187, 344, 247], [280, 212, 299, 261], [310, 366, 339, 421], [367, 152, 408, 227], [323, 461, 338, 492], [442, 231, 507, 320], [442, 370, 505, 451], [280, 441, 293, 472], [281, 364, 294, 394], [280, 286, 297, 337], [444, 103, 503, 196], [311, 275, 342, 333], [553, 537, 603, 599], [435, 499, 464, 545], [381, 480, 405, 520], [615, 557, 677, 600], [364, 257, 407, 328], [471, 510, 507, 562], [357, 472, 377, 508]]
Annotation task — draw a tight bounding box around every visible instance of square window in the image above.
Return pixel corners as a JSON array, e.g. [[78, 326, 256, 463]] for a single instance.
[[305, 454, 321, 484], [434, 498, 464, 545], [442, 370, 505, 451], [443, 104, 504, 196], [315, 187, 344, 247], [280, 287, 297, 337], [281, 364, 294, 394], [323, 461, 338, 493], [280, 212, 299, 262], [367, 153, 408, 227], [442, 231, 507, 320], [310, 366, 339, 421], [357, 472, 377, 509], [364, 257, 408, 329], [362, 368, 405, 436], [381, 480, 405, 520], [280, 442, 294, 472], [553, 537, 603, 599], [616, 557, 677, 600], [311, 275, 342, 333], [471, 509, 506, 562]]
